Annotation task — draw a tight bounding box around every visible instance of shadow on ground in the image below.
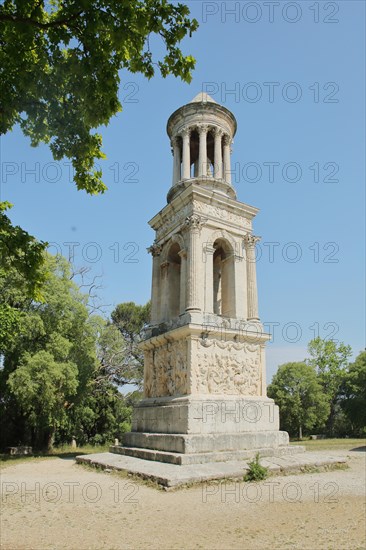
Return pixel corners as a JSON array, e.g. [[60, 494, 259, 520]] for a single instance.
[[0, 451, 89, 463]]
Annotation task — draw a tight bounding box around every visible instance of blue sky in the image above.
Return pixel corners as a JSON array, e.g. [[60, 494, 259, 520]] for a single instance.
[[1, 1, 365, 381]]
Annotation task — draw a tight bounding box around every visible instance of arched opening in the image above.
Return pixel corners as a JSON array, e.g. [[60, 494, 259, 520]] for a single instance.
[[188, 128, 216, 178], [189, 129, 199, 178], [167, 243, 181, 319], [213, 238, 236, 317], [206, 129, 215, 176]]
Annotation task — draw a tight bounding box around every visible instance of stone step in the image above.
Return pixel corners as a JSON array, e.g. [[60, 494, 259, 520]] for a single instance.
[[122, 430, 291, 454], [77, 451, 347, 488], [110, 444, 305, 465]]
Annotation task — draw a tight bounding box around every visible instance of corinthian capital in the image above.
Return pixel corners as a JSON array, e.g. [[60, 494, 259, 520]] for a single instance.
[[181, 127, 191, 138], [171, 136, 180, 148], [244, 234, 261, 247], [147, 242, 163, 256], [223, 134, 231, 146], [185, 214, 205, 231], [198, 124, 209, 135], [213, 127, 223, 137]]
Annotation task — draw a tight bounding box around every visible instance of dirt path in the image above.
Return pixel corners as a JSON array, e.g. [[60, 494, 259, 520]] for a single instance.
[[1, 448, 365, 550]]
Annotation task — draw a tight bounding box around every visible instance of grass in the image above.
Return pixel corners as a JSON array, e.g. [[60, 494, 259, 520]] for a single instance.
[[0, 444, 110, 469], [290, 438, 366, 451]]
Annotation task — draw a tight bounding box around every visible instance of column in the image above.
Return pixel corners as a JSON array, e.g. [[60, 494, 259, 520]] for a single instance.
[[178, 249, 187, 314], [160, 261, 170, 320], [193, 160, 199, 177], [223, 134, 232, 185], [171, 136, 181, 185], [234, 253, 247, 319], [198, 125, 209, 177], [185, 214, 203, 311], [260, 343, 266, 396], [147, 242, 162, 324], [221, 255, 236, 317], [182, 128, 191, 180], [213, 128, 223, 179], [204, 245, 215, 313], [244, 234, 261, 320]]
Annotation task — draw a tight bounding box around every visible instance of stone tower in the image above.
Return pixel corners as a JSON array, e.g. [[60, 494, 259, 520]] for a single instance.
[[117, 93, 293, 464]]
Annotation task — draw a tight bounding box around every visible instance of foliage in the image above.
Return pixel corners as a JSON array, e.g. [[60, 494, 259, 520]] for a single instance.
[[0, 202, 47, 353], [0, 253, 98, 449], [7, 349, 79, 449], [0, 254, 148, 450], [62, 384, 135, 446], [110, 301, 151, 388], [244, 453, 268, 482], [268, 362, 329, 439], [0, 0, 198, 193], [342, 351, 366, 436], [306, 337, 352, 435], [111, 301, 151, 339], [0, 303, 23, 354], [0, 202, 47, 294]]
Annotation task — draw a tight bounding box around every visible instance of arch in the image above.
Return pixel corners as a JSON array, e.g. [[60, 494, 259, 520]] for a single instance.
[[209, 230, 237, 255], [212, 237, 236, 318], [170, 232, 186, 251], [160, 233, 186, 264]]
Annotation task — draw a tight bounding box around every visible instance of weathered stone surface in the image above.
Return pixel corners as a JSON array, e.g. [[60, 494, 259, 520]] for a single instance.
[[131, 395, 280, 435], [7, 446, 32, 456], [122, 430, 290, 454]]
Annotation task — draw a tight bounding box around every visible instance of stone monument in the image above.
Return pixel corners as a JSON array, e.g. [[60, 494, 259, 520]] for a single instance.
[[112, 93, 301, 465]]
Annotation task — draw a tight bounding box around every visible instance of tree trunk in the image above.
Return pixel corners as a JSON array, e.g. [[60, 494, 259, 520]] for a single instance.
[[46, 429, 55, 452], [327, 400, 337, 436], [299, 425, 302, 440]]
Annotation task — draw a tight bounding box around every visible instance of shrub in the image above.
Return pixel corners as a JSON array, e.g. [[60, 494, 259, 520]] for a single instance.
[[244, 453, 268, 482]]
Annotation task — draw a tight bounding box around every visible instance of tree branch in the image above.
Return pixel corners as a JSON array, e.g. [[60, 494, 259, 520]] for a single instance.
[[0, 11, 84, 29]]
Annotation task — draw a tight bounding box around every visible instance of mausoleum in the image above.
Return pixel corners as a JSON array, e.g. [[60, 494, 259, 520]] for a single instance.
[[111, 93, 301, 465]]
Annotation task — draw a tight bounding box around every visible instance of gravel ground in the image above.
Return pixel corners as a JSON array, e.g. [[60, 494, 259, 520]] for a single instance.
[[1, 447, 365, 550]]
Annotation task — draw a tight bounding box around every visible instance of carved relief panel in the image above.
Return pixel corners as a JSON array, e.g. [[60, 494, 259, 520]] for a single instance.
[[193, 338, 262, 396], [144, 338, 189, 398]]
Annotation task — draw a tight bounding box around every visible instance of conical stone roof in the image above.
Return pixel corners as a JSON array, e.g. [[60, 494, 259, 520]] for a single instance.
[[190, 92, 217, 104]]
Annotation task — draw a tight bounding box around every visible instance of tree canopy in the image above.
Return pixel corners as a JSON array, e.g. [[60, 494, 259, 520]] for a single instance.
[[0, 202, 47, 353], [0, 250, 150, 450], [268, 340, 365, 439], [1, 254, 98, 448], [342, 351, 366, 436], [0, 0, 198, 193], [110, 301, 151, 388], [306, 337, 352, 435], [267, 361, 329, 439]]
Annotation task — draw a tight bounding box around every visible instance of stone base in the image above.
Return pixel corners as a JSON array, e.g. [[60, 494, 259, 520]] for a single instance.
[[119, 395, 296, 464]]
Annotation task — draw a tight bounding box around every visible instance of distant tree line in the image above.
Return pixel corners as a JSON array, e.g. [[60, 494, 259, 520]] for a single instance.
[[268, 339, 366, 439], [0, 251, 150, 451]]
